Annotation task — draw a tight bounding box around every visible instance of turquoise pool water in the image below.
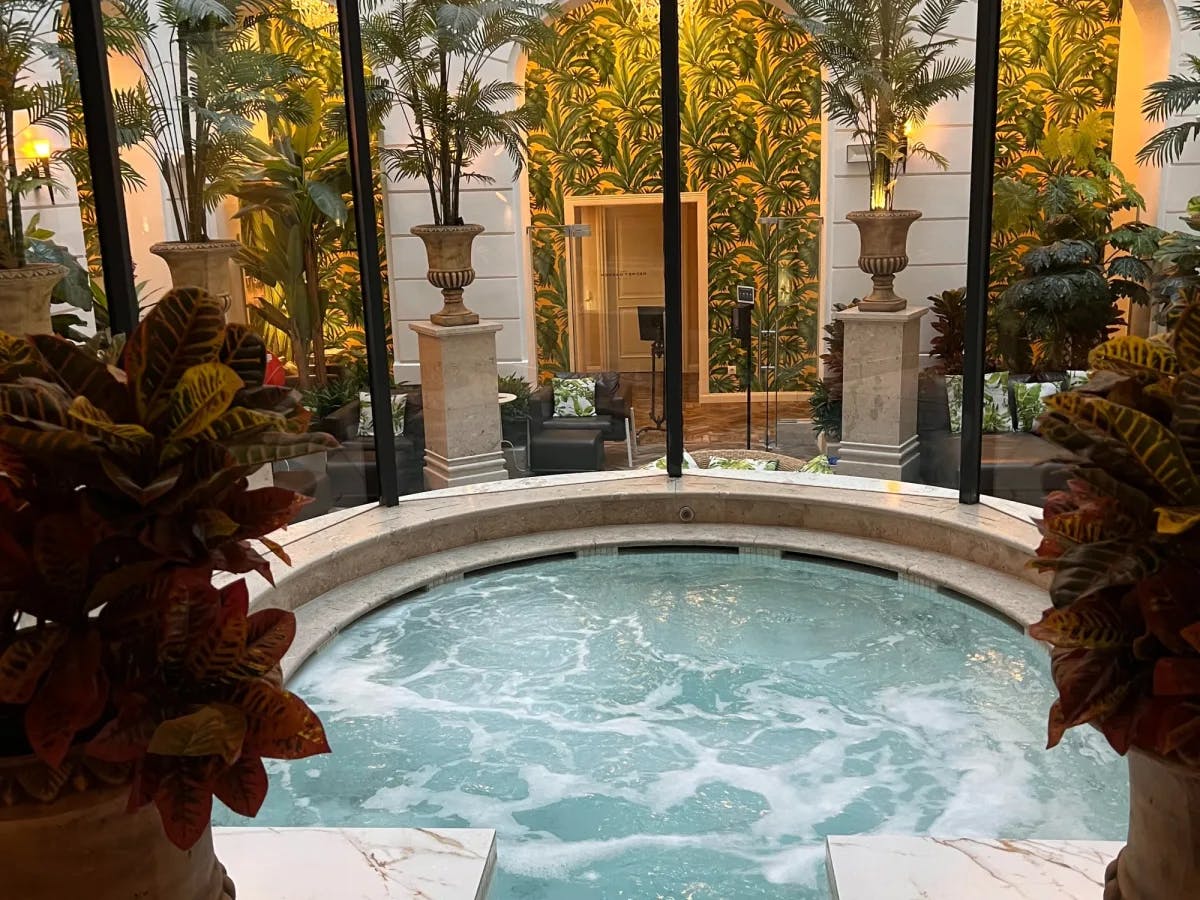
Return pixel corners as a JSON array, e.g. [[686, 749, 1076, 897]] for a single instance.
[[231, 551, 1127, 898]]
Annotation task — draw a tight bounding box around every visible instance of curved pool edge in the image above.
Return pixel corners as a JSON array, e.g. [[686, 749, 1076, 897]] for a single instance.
[[225, 470, 1049, 680], [277, 522, 1048, 680]]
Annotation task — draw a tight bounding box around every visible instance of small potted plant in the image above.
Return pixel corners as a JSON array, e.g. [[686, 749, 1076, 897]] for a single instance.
[[0, 287, 337, 899], [364, 0, 551, 325], [0, 0, 70, 334], [1029, 294, 1200, 899], [799, 0, 973, 311]]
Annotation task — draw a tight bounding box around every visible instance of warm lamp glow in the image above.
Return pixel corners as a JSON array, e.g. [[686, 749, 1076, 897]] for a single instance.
[[32, 140, 51, 160], [903, 120, 915, 137]]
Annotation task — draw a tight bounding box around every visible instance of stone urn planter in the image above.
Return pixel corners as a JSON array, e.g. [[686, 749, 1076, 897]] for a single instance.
[[151, 240, 241, 318], [0, 760, 232, 900], [1104, 751, 1200, 900], [846, 209, 922, 312], [0, 264, 65, 336], [411, 223, 485, 326]]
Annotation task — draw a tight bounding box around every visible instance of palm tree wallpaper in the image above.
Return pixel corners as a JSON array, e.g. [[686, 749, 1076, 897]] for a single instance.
[[524, 0, 823, 392], [993, 0, 1122, 285]]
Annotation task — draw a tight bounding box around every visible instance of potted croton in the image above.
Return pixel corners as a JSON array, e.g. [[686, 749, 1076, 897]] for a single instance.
[[800, 0, 973, 311], [1029, 293, 1200, 899], [0, 287, 337, 899], [364, 0, 549, 325]]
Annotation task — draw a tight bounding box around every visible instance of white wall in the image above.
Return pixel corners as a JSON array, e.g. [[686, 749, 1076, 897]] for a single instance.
[[381, 53, 533, 386]]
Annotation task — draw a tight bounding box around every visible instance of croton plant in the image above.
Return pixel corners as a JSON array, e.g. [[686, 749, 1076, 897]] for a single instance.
[[1030, 292, 1200, 765], [0, 288, 337, 848]]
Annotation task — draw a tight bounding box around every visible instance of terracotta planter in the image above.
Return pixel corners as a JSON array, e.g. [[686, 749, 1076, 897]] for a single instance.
[[846, 209, 922, 312], [0, 763, 232, 900], [0, 264, 65, 337], [410, 223, 485, 326], [151, 240, 242, 320], [1104, 750, 1200, 899]]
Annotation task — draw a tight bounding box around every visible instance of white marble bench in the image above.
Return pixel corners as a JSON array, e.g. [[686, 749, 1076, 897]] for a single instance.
[[826, 836, 1123, 899], [213, 827, 496, 899]]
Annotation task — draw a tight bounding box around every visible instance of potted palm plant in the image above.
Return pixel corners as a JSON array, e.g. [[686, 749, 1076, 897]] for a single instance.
[[798, 0, 973, 311], [110, 0, 303, 314], [0, 287, 336, 899], [364, 0, 551, 325], [0, 0, 70, 335], [1028, 296, 1200, 899]]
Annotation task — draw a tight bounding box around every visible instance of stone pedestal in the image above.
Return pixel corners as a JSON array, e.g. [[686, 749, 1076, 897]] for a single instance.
[[410, 321, 509, 490], [833, 305, 927, 481]]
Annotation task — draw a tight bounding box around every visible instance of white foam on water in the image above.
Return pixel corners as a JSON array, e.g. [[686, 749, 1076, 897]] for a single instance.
[[262, 553, 1128, 898]]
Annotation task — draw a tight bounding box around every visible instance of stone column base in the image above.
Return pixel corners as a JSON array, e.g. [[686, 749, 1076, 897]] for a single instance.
[[424, 449, 509, 490], [410, 320, 508, 492], [835, 435, 921, 482]]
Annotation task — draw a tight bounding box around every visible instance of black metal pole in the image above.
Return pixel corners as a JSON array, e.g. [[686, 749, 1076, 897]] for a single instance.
[[959, 0, 1001, 505], [335, 0, 398, 506], [67, 0, 138, 334], [660, 0, 684, 476]]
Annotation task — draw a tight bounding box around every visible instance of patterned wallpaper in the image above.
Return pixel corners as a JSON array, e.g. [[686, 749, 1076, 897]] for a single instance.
[[524, 0, 822, 391]]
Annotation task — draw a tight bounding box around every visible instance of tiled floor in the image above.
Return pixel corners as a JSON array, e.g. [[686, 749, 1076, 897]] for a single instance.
[[617, 371, 816, 466]]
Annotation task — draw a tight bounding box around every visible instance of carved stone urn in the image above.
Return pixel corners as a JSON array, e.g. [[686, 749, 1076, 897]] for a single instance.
[[410, 223, 486, 326], [0, 756, 233, 900], [0, 264, 65, 336], [846, 209, 922, 312], [1104, 750, 1200, 900], [151, 240, 242, 320]]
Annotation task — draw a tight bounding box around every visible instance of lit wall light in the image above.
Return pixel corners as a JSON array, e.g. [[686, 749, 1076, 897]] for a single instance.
[[31, 140, 55, 205]]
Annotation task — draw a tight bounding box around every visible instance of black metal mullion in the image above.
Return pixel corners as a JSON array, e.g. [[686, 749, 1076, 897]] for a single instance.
[[959, 0, 1002, 505], [660, 0, 684, 476], [335, 0, 398, 506], [67, 0, 138, 334]]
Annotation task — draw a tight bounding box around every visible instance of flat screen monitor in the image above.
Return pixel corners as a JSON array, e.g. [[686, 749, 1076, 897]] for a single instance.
[[638, 305, 665, 342]]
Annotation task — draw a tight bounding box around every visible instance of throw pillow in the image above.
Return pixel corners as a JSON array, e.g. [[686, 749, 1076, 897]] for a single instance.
[[646, 451, 699, 470], [706, 456, 779, 471], [358, 391, 406, 438], [945, 374, 964, 435], [1012, 381, 1059, 433], [1064, 369, 1090, 390], [799, 454, 834, 474], [982, 371, 1014, 433], [553, 377, 596, 417]]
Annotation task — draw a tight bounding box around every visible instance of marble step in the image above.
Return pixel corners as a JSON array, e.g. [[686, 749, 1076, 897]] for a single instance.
[[213, 827, 496, 899]]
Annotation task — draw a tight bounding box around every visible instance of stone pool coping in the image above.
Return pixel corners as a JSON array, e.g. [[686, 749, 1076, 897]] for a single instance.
[[231, 469, 1050, 679]]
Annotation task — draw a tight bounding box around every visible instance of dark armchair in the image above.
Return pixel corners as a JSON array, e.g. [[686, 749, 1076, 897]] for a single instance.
[[528, 372, 637, 468], [312, 389, 427, 503]]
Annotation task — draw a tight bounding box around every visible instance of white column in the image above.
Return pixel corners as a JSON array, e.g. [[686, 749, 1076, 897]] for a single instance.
[[834, 305, 928, 482], [410, 321, 509, 490]]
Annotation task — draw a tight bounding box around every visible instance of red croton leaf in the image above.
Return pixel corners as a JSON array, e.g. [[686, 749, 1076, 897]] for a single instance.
[[1046, 647, 1133, 749], [1130, 698, 1200, 759], [1135, 567, 1199, 656], [0, 626, 67, 704], [1028, 597, 1136, 650], [154, 757, 220, 850], [236, 679, 330, 759], [86, 705, 157, 763], [211, 540, 274, 585], [1153, 659, 1200, 697], [185, 580, 249, 682], [24, 630, 109, 767], [226, 486, 307, 541], [213, 755, 268, 818], [238, 607, 297, 677]]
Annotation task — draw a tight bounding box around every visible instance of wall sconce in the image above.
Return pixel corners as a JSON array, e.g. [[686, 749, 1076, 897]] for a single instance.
[[31, 140, 54, 205]]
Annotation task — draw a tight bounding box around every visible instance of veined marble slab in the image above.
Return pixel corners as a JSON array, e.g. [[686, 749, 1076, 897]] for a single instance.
[[826, 835, 1124, 899], [213, 827, 496, 899]]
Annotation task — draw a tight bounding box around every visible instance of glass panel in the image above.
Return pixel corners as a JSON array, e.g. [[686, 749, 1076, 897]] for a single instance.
[[983, 0, 1129, 508]]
